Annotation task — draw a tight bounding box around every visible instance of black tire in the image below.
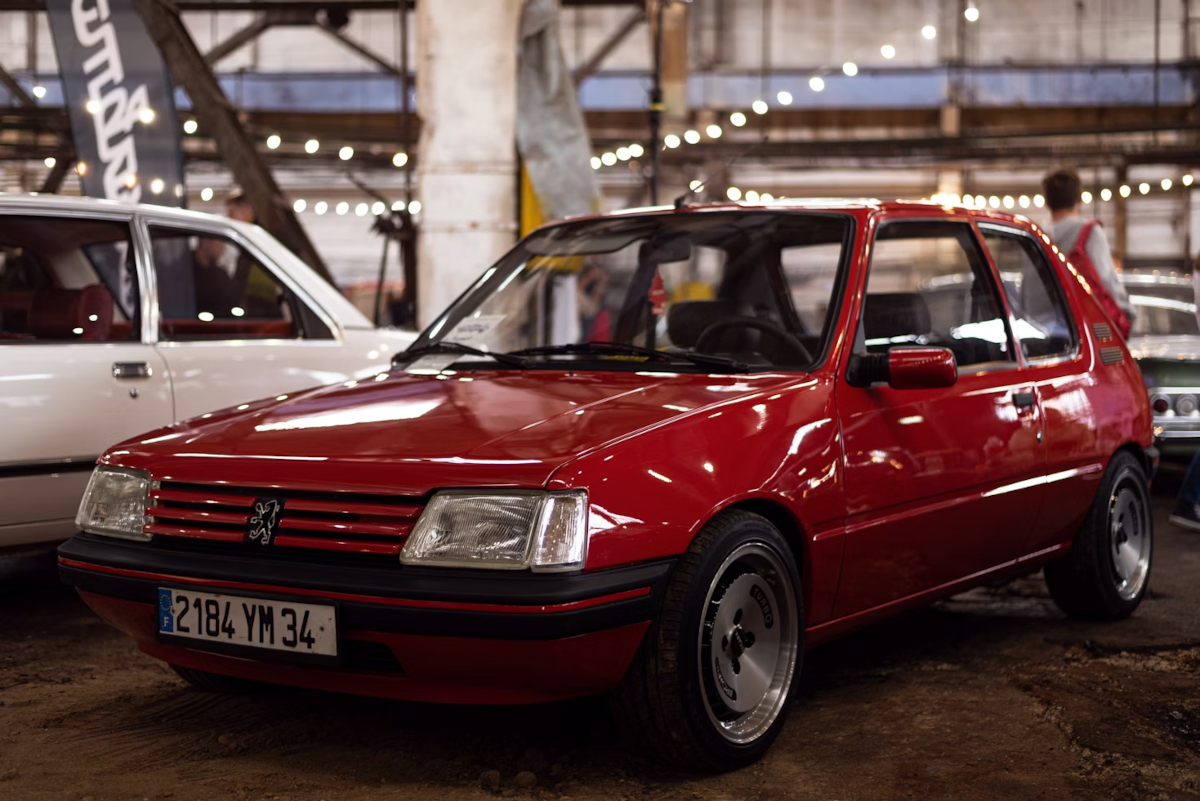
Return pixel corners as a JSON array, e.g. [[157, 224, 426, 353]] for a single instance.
[[171, 665, 259, 693], [610, 510, 803, 771], [1044, 450, 1153, 620]]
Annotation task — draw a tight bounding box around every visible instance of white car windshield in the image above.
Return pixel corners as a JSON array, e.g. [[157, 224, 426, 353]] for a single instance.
[[409, 211, 853, 372]]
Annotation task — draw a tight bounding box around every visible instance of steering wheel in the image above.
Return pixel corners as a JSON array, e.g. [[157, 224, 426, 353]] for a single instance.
[[694, 318, 813, 364]]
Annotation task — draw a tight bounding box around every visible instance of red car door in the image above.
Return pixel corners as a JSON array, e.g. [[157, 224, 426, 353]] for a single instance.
[[833, 216, 1047, 617]]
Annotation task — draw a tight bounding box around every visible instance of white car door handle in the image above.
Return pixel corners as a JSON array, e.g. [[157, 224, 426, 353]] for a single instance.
[[112, 361, 153, 380]]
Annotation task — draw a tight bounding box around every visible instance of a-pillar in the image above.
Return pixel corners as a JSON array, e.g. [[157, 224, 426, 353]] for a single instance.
[[416, 0, 524, 327]]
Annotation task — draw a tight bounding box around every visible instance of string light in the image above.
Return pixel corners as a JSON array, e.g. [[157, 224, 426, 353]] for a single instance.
[[809, 76, 825, 92], [1161, 178, 1173, 190], [590, 156, 601, 169], [183, 120, 198, 134], [727, 187, 742, 201], [1139, 182, 1150, 194], [730, 112, 747, 127], [689, 179, 703, 191], [745, 190, 760, 202], [706, 124, 723, 138], [266, 134, 281, 149], [339, 146, 354, 161], [200, 187, 213, 201], [372, 201, 385, 215], [664, 134, 681, 148], [776, 90, 793, 105], [1033, 194, 1045, 207], [601, 152, 617, 165], [137, 108, 155, 124], [315, 201, 328, 214], [881, 44, 896, 59], [921, 25, 937, 39], [293, 198, 306, 212], [1081, 191, 1093, 204], [629, 143, 645, 157], [336, 202, 349, 215], [44, 157, 56, 168], [1018, 195, 1030, 208], [965, 4, 980, 21], [149, 178, 165, 194], [391, 200, 405, 211], [752, 99, 769, 115], [1184, 174, 1194, 186], [76, 161, 87, 176], [761, 193, 774, 202], [392, 152, 408, 167], [85, 99, 100, 114], [409, 200, 422, 214], [1100, 188, 1112, 201], [684, 129, 701, 144], [988, 195, 1000, 208], [843, 62, 858, 76], [1002, 195, 1014, 208], [355, 202, 368, 216], [1119, 184, 1132, 197], [616, 147, 631, 161], [305, 139, 319, 153], [31, 85, 46, 98]]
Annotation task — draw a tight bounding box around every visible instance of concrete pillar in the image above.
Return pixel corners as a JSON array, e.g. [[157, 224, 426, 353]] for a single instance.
[[416, 0, 523, 327]]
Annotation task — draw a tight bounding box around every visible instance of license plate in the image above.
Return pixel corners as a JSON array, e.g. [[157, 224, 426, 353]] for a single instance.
[[157, 587, 337, 658]]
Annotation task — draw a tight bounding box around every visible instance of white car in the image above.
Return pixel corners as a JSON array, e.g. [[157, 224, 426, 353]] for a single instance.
[[0, 194, 415, 554]]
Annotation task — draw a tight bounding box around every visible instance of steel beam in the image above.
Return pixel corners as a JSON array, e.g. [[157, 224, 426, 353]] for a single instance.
[[572, 7, 644, 87], [204, 9, 314, 65], [133, 0, 334, 284], [317, 24, 401, 76]]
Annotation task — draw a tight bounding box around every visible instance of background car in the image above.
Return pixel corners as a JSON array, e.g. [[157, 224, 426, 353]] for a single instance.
[[0, 194, 414, 557], [1119, 270, 1200, 460]]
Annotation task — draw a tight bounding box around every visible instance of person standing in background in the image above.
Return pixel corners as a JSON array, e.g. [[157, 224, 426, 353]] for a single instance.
[[225, 190, 255, 225], [1042, 169, 1136, 335]]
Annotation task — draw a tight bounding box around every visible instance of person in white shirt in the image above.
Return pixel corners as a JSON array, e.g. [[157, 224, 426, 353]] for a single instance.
[[1041, 168, 1136, 325]]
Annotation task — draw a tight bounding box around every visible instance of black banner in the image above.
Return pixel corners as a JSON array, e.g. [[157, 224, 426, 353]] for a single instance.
[[46, 0, 185, 206]]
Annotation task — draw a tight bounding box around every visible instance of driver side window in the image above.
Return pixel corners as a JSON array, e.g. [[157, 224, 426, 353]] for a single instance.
[[857, 221, 1013, 368]]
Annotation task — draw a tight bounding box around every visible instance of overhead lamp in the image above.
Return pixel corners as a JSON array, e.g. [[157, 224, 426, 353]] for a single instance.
[[391, 200, 405, 211], [409, 200, 422, 214], [1119, 184, 1131, 197], [590, 156, 602, 169], [988, 195, 1000, 208], [616, 147, 631, 161], [761, 193, 774, 202], [315, 201, 328, 214], [1002, 195, 1015, 208], [339, 146, 354, 161], [44, 157, 56, 168], [1162, 178, 1173, 190], [31, 85, 46, 98], [689, 179, 703, 191], [304, 139, 319, 154], [964, 4, 980, 22], [183, 120, 198, 134], [1033, 194, 1045, 207], [149, 178, 165, 195], [601, 151, 617, 165], [1100, 188, 1112, 201], [266, 134, 281, 149], [751, 99, 769, 115], [85, 99, 100, 114], [76, 161, 88, 176], [1184, 174, 1194, 186], [200, 187, 213, 201], [745, 190, 760, 203], [1081, 191, 1093, 204], [1139, 182, 1150, 195], [371, 201, 385, 215], [393, 152, 408, 167], [336, 201, 349, 215], [1018, 195, 1030, 208], [355, 202, 368, 216], [842, 62, 858, 77], [730, 111, 747, 127], [137, 107, 155, 124]]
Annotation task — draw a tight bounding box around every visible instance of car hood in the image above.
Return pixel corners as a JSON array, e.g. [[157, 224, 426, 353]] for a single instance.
[[110, 369, 793, 495], [1126, 335, 1200, 361]]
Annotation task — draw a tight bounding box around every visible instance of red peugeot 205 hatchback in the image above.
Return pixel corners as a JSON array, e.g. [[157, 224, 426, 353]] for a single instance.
[[61, 201, 1154, 770]]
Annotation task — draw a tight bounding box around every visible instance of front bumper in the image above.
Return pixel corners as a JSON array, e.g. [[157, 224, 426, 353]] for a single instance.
[[59, 533, 671, 704]]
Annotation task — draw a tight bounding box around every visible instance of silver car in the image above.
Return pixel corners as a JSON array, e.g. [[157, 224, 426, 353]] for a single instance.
[[1122, 271, 1200, 459]]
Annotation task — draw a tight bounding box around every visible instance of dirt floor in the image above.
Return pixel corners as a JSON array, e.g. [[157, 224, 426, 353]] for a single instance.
[[2, 470, 1199, 801]]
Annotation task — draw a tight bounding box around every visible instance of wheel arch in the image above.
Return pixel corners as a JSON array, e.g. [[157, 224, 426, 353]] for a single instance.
[[722, 498, 812, 611]]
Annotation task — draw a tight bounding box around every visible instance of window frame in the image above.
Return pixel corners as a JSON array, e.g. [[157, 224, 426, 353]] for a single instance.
[[137, 216, 340, 346], [847, 216, 1020, 380], [976, 221, 1081, 367], [0, 207, 151, 345]]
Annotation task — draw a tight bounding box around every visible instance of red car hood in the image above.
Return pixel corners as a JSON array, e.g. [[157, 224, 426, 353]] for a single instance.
[[109, 369, 792, 496]]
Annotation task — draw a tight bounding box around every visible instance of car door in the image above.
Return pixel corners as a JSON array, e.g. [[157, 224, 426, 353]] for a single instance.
[[142, 219, 369, 420], [0, 211, 172, 549], [977, 221, 1101, 555], [832, 217, 1047, 617]]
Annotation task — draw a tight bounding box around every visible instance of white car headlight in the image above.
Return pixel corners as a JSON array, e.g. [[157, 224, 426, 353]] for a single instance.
[[76, 467, 152, 541], [401, 490, 588, 572]]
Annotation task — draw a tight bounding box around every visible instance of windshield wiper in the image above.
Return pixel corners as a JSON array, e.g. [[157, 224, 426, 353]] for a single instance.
[[508, 341, 749, 372], [395, 341, 530, 369]]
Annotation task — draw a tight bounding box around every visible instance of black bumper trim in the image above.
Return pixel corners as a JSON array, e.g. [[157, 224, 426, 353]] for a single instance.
[[59, 534, 674, 640]]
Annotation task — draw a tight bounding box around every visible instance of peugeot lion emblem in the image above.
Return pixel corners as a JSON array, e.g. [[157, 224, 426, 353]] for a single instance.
[[247, 499, 285, 547]]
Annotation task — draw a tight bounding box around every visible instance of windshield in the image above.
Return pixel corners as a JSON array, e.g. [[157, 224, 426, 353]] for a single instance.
[[1127, 284, 1199, 337], [409, 211, 852, 372]]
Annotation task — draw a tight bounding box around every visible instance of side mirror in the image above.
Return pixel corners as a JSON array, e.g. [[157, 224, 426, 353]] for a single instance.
[[847, 347, 958, 389], [886, 347, 958, 389]]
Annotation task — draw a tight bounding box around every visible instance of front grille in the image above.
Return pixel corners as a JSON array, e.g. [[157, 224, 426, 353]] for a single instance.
[[145, 481, 423, 557]]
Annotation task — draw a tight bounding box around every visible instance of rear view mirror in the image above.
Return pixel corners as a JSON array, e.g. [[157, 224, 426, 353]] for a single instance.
[[887, 347, 958, 390], [847, 347, 957, 389]]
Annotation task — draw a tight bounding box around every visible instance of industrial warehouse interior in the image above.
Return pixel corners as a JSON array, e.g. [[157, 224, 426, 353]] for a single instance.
[[1, 0, 1199, 799]]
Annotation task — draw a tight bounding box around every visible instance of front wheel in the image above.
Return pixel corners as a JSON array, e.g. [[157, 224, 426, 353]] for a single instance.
[[1044, 450, 1153, 619], [610, 510, 803, 771]]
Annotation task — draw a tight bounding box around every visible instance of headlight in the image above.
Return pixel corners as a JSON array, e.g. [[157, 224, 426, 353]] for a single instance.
[[400, 490, 588, 572], [76, 467, 152, 541]]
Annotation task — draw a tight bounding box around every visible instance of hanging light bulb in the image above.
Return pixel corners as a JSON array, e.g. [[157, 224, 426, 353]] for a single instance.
[[880, 44, 896, 59], [706, 124, 723, 138], [266, 134, 281, 149], [1100, 188, 1112, 201], [809, 76, 825, 92], [726, 187, 742, 201], [684, 129, 701, 144], [842, 62, 858, 76], [664, 134, 681, 148], [1119, 184, 1132, 198], [921, 25, 937, 39], [752, 99, 769, 115], [730, 111, 747, 127], [776, 90, 793, 105], [1162, 178, 1173, 191], [304, 139, 319, 154]]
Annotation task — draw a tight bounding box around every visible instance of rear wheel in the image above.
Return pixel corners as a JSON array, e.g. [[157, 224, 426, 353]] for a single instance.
[[171, 665, 259, 694], [1045, 450, 1152, 619], [610, 510, 802, 771]]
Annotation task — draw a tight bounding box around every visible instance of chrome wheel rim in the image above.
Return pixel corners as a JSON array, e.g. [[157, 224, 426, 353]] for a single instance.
[[697, 543, 799, 745], [1108, 467, 1151, 601]]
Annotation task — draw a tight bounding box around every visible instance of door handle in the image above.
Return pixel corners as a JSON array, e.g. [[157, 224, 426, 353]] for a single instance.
[[1013, 391, 1036, 408], [112, 361, 152, 380]]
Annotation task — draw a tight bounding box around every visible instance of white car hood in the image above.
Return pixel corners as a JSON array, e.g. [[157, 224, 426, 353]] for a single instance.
[[1126, 335, 1200, 361]]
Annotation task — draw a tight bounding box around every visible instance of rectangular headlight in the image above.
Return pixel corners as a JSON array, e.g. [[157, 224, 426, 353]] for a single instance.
[[76, 467, 152, 541], [401, 489, 588, 571]]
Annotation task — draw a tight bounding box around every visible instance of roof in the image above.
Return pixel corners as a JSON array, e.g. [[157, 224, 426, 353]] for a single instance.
[[0, 192, 230, 226]]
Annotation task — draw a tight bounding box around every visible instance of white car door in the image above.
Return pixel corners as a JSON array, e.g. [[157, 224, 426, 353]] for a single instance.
[[0, 211, 173, 549], [140, 218, 405, 420]]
